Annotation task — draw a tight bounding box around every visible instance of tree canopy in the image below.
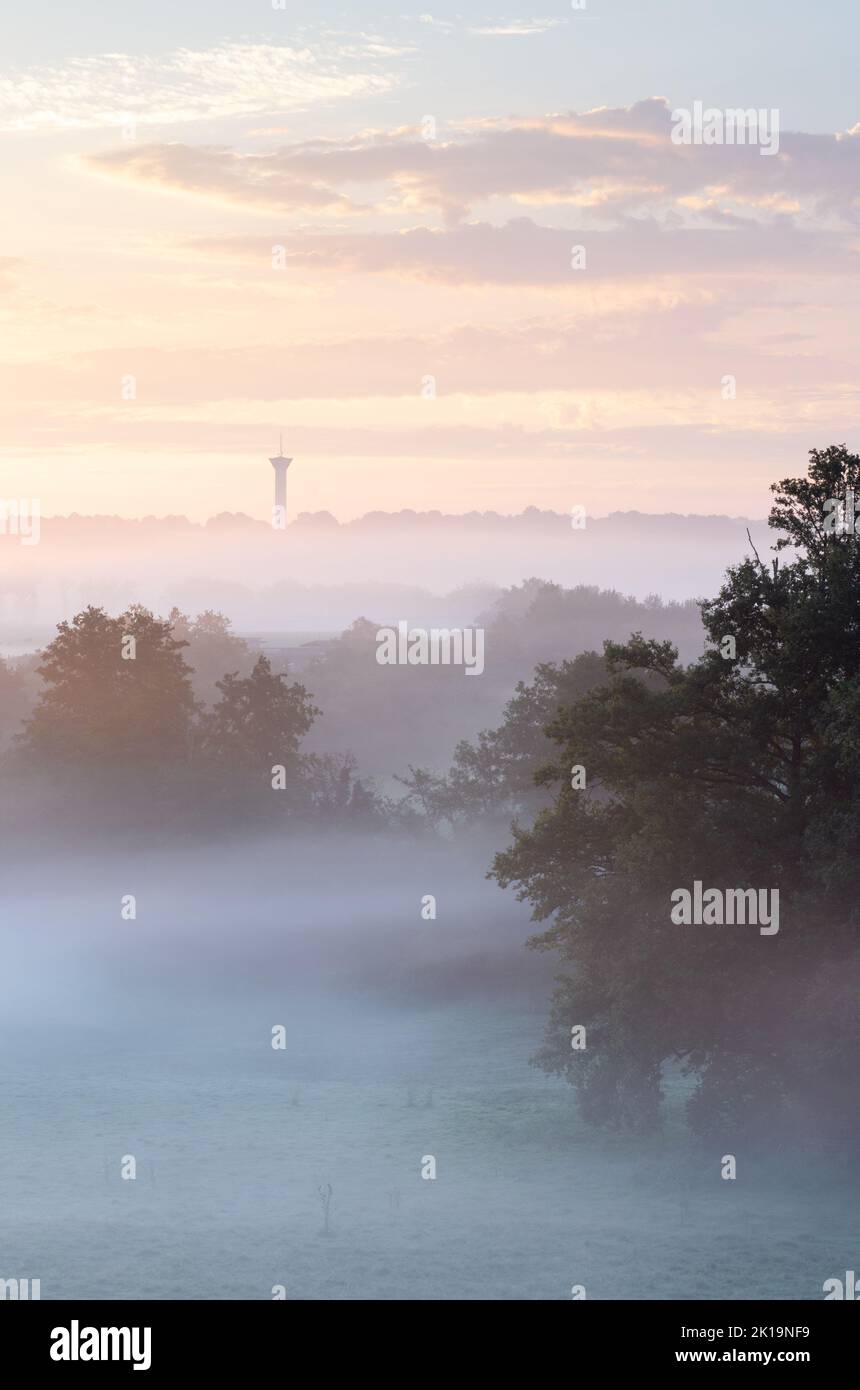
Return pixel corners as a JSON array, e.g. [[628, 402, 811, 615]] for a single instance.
[[492, 445, 860, 1152], [22, 604, 197, 766]]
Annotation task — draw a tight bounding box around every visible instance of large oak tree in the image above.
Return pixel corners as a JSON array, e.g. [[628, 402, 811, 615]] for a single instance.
[[493, 446, 860, 1152]]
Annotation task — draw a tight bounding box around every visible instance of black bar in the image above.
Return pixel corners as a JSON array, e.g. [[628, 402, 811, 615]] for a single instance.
[[3, 1299, 853, 1374]]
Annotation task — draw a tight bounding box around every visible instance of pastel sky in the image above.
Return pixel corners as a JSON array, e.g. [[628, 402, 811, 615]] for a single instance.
[[2, 0, 859, 521]]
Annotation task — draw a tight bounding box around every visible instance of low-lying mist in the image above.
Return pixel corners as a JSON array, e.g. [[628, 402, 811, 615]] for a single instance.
[[0, 832, 549, 1033]]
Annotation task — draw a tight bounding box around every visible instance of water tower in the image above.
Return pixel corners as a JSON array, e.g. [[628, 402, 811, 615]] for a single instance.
[[269, 433, 293, 515]]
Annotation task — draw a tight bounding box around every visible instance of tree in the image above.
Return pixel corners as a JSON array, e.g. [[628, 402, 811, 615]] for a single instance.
[[168, 608, 253, 705], [21, 604, 197, 767], [397, 653, 609, 828], [0, 656, 29, 748], [203, 654, 318, 786], [302, 751, 388, 826], [492, 446, 860, 1152]]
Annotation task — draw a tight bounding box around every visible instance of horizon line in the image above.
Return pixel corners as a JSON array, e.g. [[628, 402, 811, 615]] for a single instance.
[[11, 506, 772, 527]]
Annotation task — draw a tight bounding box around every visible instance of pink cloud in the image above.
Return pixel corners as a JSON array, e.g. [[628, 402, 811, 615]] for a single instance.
[[84, 99, 860, 226]]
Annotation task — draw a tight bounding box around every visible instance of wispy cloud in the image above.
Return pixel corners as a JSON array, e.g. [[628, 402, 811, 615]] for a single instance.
[[0, 40, 402, 132], [2, 291, 844, 407], [85, 142, 370, 215], [469, 19, 568, 36], [416, 13, 456, 31], [0, 257, 23, 292], [186, 219, 858, 286], [413, 13, 566, 36]]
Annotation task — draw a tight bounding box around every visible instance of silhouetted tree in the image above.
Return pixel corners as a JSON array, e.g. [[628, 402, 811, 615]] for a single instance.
[[303, 751, 388, 826], [398, 653, 609, 828], [204, 655, 318, 769], [493, 446, 860, 1153], [0, 656, 29, 748], [169, 608, 253, 705], [21, 604, 197, 766]]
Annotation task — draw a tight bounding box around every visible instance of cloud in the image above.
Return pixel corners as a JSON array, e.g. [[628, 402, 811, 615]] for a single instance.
[[469, 20, 568, 36], [0, 257, 23, 292], [2, 409, 857, 476], [412, 13, 565, 36], [189, 218, 859, 286], [82, 99, 860, 230], [0, 288, 852, 408], [80, 95, 860, 299], [0, 40, 402, 132], [86, 143, 368, 215], [416, 13, 456, 30]]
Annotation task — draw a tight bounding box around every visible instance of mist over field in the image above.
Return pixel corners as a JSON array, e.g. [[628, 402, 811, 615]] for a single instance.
[[2, 832, 855, 1301], [2, 475, 860, 1305]]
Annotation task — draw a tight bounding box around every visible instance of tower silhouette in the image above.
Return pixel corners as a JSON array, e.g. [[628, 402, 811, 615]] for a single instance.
[[269, 432, 293, 516]]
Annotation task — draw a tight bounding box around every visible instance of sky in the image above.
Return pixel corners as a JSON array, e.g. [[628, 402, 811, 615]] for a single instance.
[[1, 0, 859, 522]]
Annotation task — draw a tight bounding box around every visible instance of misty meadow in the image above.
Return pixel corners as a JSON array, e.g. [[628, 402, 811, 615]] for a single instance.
[[1, 449, 860, 1299]]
